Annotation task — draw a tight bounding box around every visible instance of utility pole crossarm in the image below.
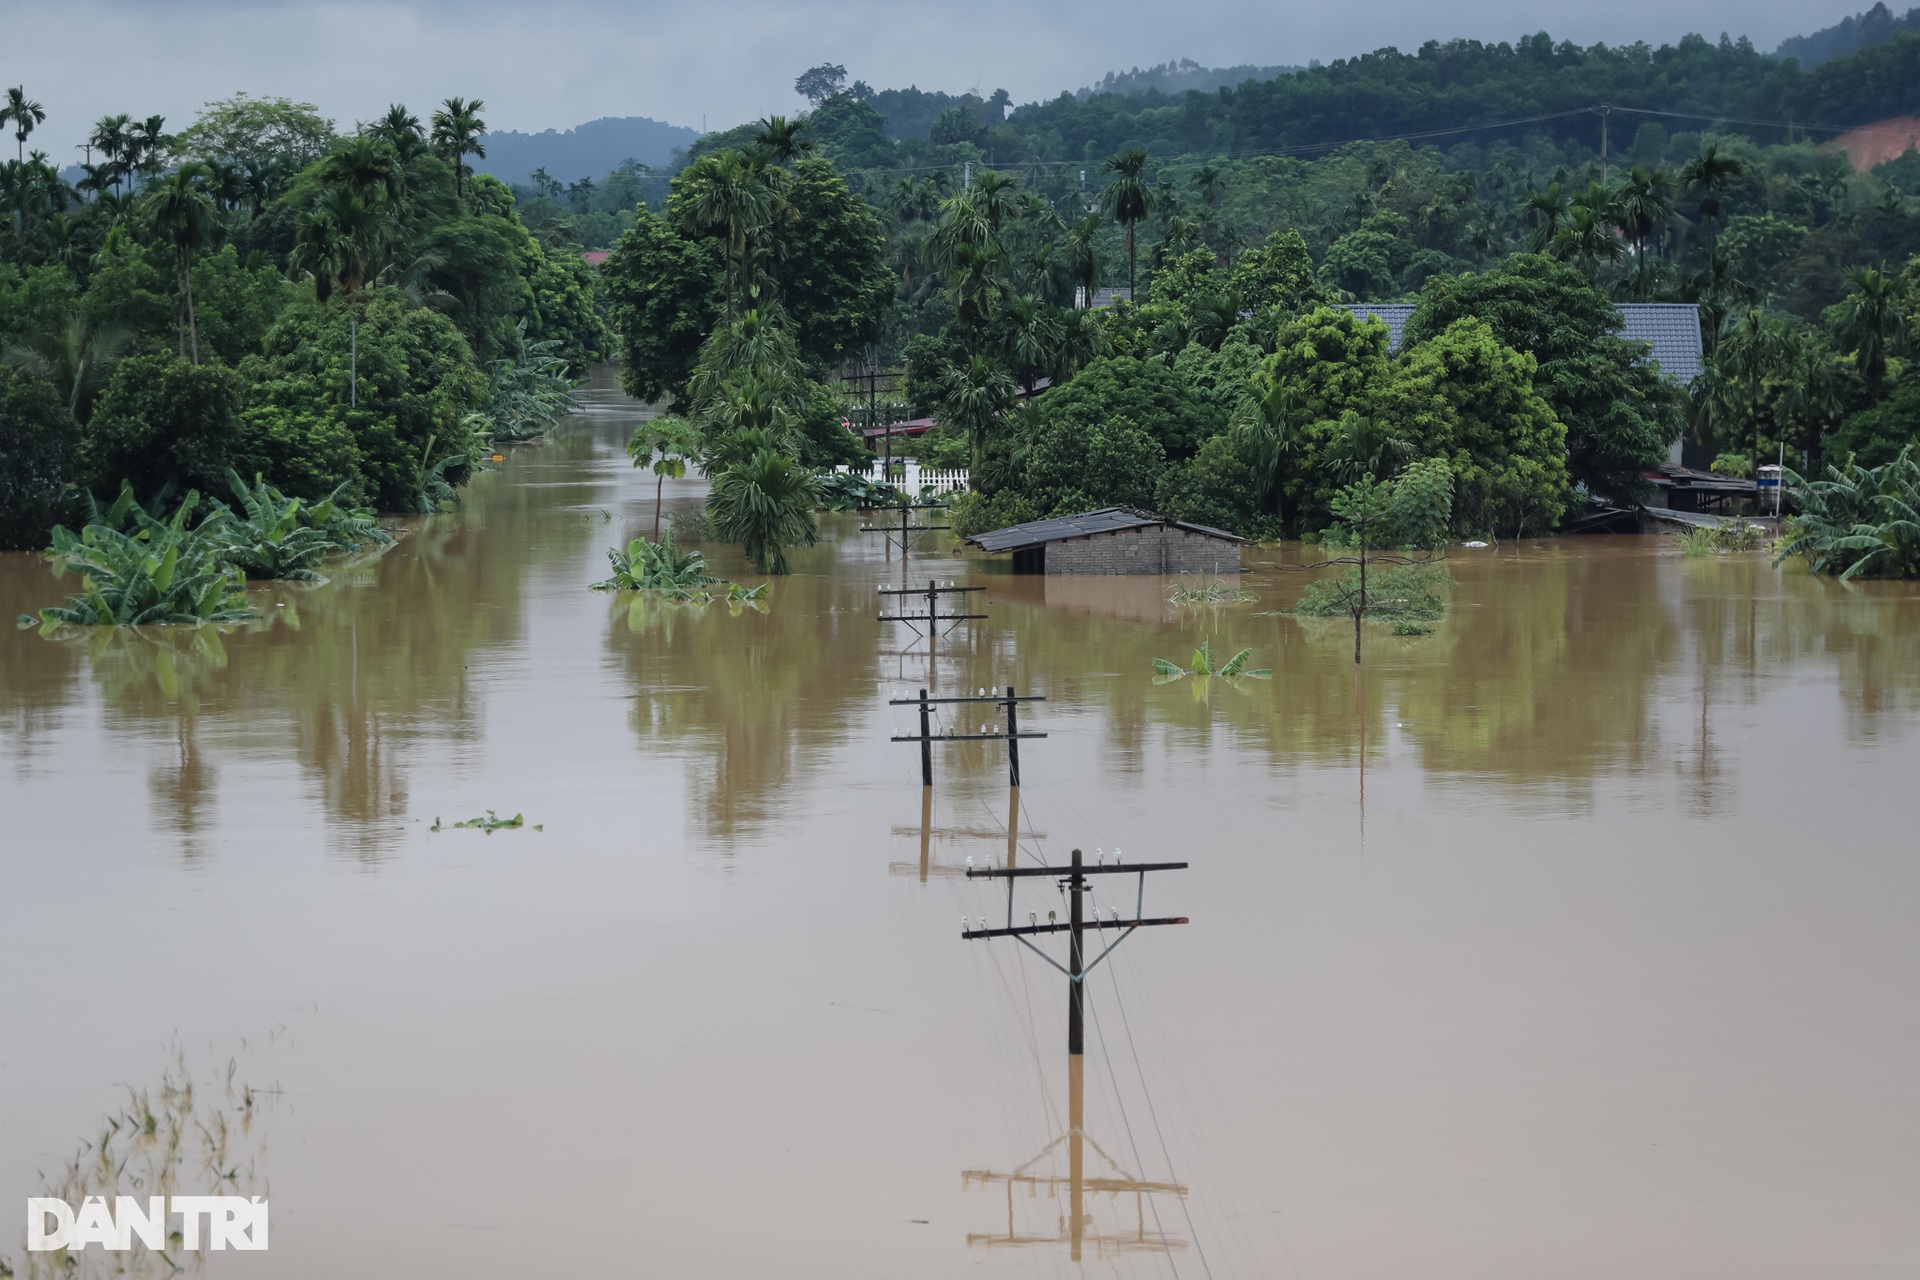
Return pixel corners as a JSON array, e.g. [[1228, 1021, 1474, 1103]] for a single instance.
[[967, 861, 1188, 878], [879, 613, 989, 623], [889, 694, 1045, 706], [962, 917, 1187, 939], [890, 731, 1047, 742]]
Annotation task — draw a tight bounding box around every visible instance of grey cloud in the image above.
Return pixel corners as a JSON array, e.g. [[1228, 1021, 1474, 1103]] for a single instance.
[[7, 0, 1867, 160]]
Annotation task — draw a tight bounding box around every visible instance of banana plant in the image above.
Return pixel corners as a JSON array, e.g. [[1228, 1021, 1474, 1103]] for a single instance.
[[590, 527, 722, 599], [1152, 638, 1271, 683], [23, 489, 256, 629], [212, 470, 392, 582]]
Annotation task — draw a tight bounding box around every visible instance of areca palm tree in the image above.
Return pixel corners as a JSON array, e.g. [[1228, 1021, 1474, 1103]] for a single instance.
[[1191, 164, 1226, 210], [1680, 143, 1747, 260], [937, 354, 1017, 481], [1099, 148, 1151, 300], [1833, 265, 1906, 391], [4, 87, 46, 163], [129, 116, 171, 188], [321, 135, 406, 207], [1065, 215, 1102, 307], [707, 441, 818, 574], [678, 149, 780, 315], [374, 105, 428, 162], [1520, 181, 1566, 251], [1712, 309, 1789, 471], [430, 97, 487, 197], [140, 164, 219, 363], [1615, 167, 1675, 260], [299, 185, 386, 295], [1231, 366, 1301, 521], [994, 294, 1062, 393], [752, 115, 814, 163], [1049, 305, 1110, 381], [90, 114, 133, 194], [1548, 185, 1627, 281]]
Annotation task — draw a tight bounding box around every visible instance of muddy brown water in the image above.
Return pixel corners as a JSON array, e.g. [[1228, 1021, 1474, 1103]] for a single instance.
[[3, 373, 1917, 1278]]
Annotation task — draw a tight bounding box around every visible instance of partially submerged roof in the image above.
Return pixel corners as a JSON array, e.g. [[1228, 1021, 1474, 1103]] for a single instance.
[[1344, 301, 1704, 383], [966, 506, 1244, 554]]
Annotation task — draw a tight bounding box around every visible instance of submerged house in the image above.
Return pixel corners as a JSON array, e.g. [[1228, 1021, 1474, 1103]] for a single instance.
[[965, 507, 1245, 575]]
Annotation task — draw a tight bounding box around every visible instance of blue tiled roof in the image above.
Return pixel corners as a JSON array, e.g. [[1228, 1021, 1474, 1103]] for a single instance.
[[1617, 303, 1704, 383], [1344, 301, 1704, 384]]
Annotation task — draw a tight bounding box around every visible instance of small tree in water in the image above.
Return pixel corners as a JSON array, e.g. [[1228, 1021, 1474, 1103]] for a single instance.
[[1289, 457, 1454, 663], [707, 431, 818, 574]]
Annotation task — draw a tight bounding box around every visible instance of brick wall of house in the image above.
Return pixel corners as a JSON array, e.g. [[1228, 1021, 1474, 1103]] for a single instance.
[[1043, 526, 1242, 575]]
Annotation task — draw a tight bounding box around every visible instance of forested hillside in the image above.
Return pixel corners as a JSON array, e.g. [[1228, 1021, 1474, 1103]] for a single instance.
[[1776, 3, 1920, 66]]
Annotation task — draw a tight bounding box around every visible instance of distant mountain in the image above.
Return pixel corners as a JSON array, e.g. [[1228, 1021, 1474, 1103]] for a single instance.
[[1775, 3, 1920, 66], [1074, 57, 1302, 100], [474, 116, 696, 184]]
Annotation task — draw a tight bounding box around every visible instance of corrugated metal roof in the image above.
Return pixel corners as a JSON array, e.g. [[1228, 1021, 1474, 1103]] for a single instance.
[[966, 506, 1243, 553], [1343, 301, 1704, 384]]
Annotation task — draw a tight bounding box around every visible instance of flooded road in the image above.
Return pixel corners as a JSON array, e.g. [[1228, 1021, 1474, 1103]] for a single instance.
[[4, 373, 1917, 1279]]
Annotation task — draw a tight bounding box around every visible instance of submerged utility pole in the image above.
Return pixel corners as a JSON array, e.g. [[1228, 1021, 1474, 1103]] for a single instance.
[[860, 502, 949, 567], [890, 688, 1044, 788], [879, 580, 985, 692], [877, 581, 985, 633], [962, 851, 1188, 1261]]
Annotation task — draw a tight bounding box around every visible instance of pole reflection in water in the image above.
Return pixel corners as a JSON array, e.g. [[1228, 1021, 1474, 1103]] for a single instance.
[[962, 1054, 1189, 1261]]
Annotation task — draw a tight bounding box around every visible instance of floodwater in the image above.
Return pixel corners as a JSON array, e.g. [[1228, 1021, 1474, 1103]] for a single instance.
[[3, 370, 1917, 1279]]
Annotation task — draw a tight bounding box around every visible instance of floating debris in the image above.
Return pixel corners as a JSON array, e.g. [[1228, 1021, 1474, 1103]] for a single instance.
[[450, 810, 532, 833]]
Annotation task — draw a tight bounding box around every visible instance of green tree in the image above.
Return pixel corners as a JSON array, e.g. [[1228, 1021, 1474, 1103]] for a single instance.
[[1548, 185, 1627, 281], [1831, 265, 1907, 391], [1230, 362, 1302, 523], [937, 353, 1017, 478], [1039, 353, 1223, 461], [1405, 254, 1678, 504], [0, 363, 73, 548], [629, 414, 704, 539], [706, 440, 819, 573], [3, 87, 46, 164], [1375, 317, 1570, 539], [177, 94, 336, 176], [1679, 142, 1748, 259], [603, 207, 724, 407], [752, 115, 815, 163], [1025, 413, 1165, 514], [1065, 215, 1102, 308], [674, 149, 779, 314], [79, 353, 245, 500], [140, 164, 221, 364], [1229, 229, 1322, 316], [1319, 214, 1406, 297], [242, 288, 486, 507], [1099, 148, 1151, 301], [430, 97, 487, 198], [776, 157, 892, 366], [1264, 306, 1395, 517], [522, 243, 608, 374]]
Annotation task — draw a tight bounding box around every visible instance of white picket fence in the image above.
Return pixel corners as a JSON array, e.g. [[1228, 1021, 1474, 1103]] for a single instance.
[[831, 461, 970, 495]]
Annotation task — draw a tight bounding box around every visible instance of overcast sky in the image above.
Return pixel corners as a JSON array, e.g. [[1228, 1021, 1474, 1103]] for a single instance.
[[1, 0, 1867, 159]]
